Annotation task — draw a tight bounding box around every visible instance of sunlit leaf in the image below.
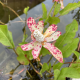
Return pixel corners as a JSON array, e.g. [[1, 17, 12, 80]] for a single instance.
[[55, 20, 79, 58], [24, 6, 29, 15], [58, 67, 80, 80], [40, 63, 49, 73], [53, 62, 64, 70], [59, 1, 80, 15], [48, 16, 60, 25], [62, 38, 79, 58], [42, 3, 47, 19], [0, 25, 15, 48], [54, 3, 61, 15], [54, 69, 60, 80], [40, 47, 50, 56]]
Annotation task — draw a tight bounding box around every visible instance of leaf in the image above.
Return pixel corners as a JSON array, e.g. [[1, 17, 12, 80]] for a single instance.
[[16, 47, 33, 60], [40, 63, 49, 74], [17, 55, 29, 65], [54, 69, 60, 80], [39, 18, 43, 21], [59, 1, 80, 15], [54, 3, 61, 15], [22, 34, 28, 42], [40, 47, 50, 56], [73, 51, 80, 60], [16, 47, 32, 65], [62, 38, 79, 58], [53, 62, 63, 70], [42, 3, 47, 19], [18, 42, 27, 46], [55, 20, 79, 58], [24, 6, 29, 15], [57, 67, 80, 80], [0, 25, 15, 48], [48, 16, 60, 25]]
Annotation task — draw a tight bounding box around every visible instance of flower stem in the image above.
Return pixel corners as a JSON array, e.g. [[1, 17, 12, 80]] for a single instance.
[[47, 56, 53, 64], [25, 56, 42, 77], [26, 70, 33, 78], [49, 60, 57, 71]]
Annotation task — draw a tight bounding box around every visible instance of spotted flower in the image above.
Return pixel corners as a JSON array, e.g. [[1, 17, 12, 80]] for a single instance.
[[52, 0, 64, 9], [21, 17, 63, 63]]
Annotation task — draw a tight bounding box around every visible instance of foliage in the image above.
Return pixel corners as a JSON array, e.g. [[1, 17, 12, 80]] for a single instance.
[[0, 1, 80, 80]]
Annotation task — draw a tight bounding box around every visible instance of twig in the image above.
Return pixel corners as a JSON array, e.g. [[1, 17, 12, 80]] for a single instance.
[[0, 21, 5, 25], [0, 1, 23, 22]]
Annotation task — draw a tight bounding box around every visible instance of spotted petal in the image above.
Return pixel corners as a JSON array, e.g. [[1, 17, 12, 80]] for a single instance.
[[27, 17, 36, 32], [32, 43, 42, 59], [43, 43, 63, 63], [36, 21, 44, 33], [21, 41, 37, 51], [45, 31, 61, 42], [43, 24, 57, 37]]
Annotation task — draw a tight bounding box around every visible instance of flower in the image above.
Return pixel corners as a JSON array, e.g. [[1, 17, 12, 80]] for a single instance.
[[21, 17, 63, 63], [52, 0, 64, 9]]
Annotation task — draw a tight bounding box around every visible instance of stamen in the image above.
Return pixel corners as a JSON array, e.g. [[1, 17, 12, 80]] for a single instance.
[[33, 30, 44, 42]]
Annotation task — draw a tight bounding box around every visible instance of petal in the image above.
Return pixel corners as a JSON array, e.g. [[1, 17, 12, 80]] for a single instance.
[[31, 34, 36, 41], [60, 0, 64, 9], [32, 43, 42, 59], [43, 24, 57, 38], [43, 43, 63, 63], [27, 17, 36, 32], [45, 31, 61, 42], [21, 41, 37, 51], [36, 21, 44, 33]]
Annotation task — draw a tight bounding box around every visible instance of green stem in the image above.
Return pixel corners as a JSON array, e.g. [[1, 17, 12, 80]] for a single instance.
[[13, 48, 18, 56], [25, 55, 42, 77], [26, 70, 33, 78], [47, 56, 53, 64], [49, 60, 57, 71]]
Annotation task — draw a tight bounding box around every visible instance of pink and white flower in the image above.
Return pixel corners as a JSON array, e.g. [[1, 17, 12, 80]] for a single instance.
[[21, 17, 63, 63], [52, 0, 64, 9]]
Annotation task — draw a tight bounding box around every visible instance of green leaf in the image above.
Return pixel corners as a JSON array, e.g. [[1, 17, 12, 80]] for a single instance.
[[62, 38, 79, 58], [42, 3, 47, 19], [48, 16, 60, 25], [0, 25, 15, 48], [55, 20, 79, 58], [40, 63, 49, 73], [54, 3, 61, 15], [18, 42, 27, 46], [24, 6, 29, 15], [73, 51, 80, 60], [16, 46, 32, 65], [58, 67, 80, 80], [16, 47, 33, 60], [17, 55, 29, 65], [40, 47, 50, 56], [22, 34, 28, 42], [53, 62, 63, 70], [59, 1, 80, 15], [39, 18, 43, 21], [54, 69, 60, 80], [70, 60, 80, 73]]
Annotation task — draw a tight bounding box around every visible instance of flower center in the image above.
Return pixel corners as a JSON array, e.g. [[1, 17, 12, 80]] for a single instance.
[[33, 30, 44, 42]]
